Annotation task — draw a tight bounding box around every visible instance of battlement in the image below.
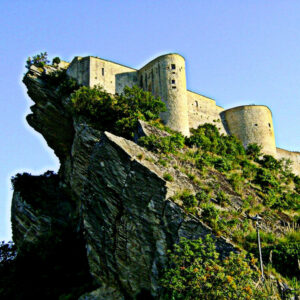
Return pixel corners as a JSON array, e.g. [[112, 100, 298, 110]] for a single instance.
[[66, 53, 300, 175]]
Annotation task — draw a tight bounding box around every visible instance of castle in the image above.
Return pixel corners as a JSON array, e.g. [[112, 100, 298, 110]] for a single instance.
[[66, 53, 300, 175]]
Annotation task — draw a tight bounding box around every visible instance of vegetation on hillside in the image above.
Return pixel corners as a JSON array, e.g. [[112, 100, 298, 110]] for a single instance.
[[161, 235, 271, 299], [15, 58, 299, 298], [70, 85, 166, 139]]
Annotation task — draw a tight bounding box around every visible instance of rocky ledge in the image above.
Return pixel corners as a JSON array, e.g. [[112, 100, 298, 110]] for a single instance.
[[10, 65, 239, 299]]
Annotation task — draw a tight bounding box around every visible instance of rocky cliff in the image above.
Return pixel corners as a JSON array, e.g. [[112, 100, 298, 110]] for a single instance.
[[8, 63, 298, 299]]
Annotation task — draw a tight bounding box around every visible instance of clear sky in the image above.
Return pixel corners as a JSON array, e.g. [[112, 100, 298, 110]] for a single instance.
[[1, 0, 300, 241]]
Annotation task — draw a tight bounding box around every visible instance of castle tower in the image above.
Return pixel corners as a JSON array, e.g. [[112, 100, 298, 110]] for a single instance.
[[138, 54, 190, 136], [222, 105, 276, 156]]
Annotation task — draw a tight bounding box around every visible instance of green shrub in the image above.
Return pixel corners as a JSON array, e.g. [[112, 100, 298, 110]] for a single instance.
[[254, 168, 279, 191], [213, 157, 233, 172], [263, 240, 300, 279], [163, 173, 173, 182], [138, 133, 185, 154], [161, 235, 267, 299], [52, 57, 61, 65], [195, 190, 209, 203], [71, 85, 166, 139], [229, 173, 245, 194], [246, 143, 262, 160], [216, 190, 231, 206], [259, 155, 281, 171], [187, 124, 245, 157], [26, 52, 49, 69], [241, 159, 257, 180], [201, 203, 220, 223]]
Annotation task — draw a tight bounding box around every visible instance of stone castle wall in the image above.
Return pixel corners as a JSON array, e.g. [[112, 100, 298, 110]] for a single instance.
[[221, 105, 277, 156], [67, 56, 137, 94], [65, 54, 299, 175], [186, 90, 226, 134], [67, 57, 90, 86], [138, 54, 190, 136], [276, 148, 300, 176]]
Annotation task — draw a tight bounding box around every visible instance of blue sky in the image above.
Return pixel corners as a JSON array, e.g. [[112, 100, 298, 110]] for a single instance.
[[1, 1, 300, 241]]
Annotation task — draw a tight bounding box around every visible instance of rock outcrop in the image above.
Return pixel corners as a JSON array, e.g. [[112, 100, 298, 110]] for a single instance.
[[10, 65, 239, 299]]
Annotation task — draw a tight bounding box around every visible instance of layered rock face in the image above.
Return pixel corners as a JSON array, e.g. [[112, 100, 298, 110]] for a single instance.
[[12, 65, 236, 299]]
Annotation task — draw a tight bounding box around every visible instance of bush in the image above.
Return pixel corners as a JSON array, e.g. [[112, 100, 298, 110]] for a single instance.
[[216, 190, 230, 206], [138, 133, 185, 154], [195, 190, 209, 203], [52, 57, 61, 65], [26, 52, 49, 69], [187, 124, 245, 157], [0, 241, 16, 263], [161, 235, 267, 299], [229, 173, 245, 194], [254, 168, 279, 191], [163, 173, 174, 182], [71, 85, 166, 139], [201, 203, 220, 223], [241, 159, 257, 180], [246, 143, 262, 160], [263, 240, 300, 279], [213, 157, 233, 172], [259, 155, 281, 171]]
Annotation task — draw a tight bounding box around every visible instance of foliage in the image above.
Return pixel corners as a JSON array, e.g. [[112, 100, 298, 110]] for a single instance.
[[0, 241, 16, 263], [195, 190, 210, 203], [163, 173, 174, 182], [216, 190, 231, 206], [161, 236, 267, 299], [11, 171, 60, 210], [52, 56, 61, 65], [228, 173, 245, 194], [246, 143, 262, 160], [186, 124, 245, 157], [71, 85, 166, 139], [138, 133, 185, 154], [254, 168, 279, 191], [0, 228, 95, 299], [201, 203, 220, 224], [263, 235, 300, 279], [26, 52, 49, 69], [259, 155, 282, 171]]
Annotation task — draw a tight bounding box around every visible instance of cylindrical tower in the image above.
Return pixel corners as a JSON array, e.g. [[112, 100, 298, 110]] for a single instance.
[[222, 105, 276, 156], [138, 54, 190, 136]]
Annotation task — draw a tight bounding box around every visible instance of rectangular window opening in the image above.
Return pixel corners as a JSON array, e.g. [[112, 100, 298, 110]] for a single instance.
[[172, 86, 176, 89], [171, 79, 175, 84], [102, 68, 104, 76], [171, 64, 176, 70]]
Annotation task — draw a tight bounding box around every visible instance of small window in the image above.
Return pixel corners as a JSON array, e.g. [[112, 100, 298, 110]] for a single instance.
[[268, 123, 271, 128], [254, 124, 258, 126], [172, 72, 176, 74], [195, 101, 198, 107], [171, 64, 176, 70], [102, 68, 104, 76], [172, 86, 176, 89], [171, 79, 175, 84]]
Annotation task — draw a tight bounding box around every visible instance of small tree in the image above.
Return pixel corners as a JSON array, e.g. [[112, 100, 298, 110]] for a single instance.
[[52, 57, 61, 65], [0, 241, 16, 263], [26, 52, 49, 69], [161, 235, 268, 299], [246, 143, 262, 160]]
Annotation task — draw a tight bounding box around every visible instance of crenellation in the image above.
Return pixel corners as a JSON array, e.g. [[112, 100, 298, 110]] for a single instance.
[[66, 53, 300, 175]]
